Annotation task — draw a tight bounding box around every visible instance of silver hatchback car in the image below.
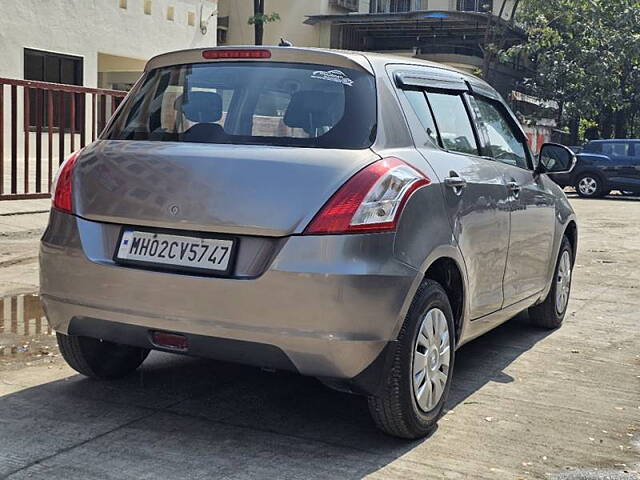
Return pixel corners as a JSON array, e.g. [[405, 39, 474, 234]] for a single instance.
[[40, 47, 577, 439]]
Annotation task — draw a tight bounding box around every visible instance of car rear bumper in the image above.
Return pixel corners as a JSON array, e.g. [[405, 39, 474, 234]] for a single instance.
[[40, 210, 419, 380]]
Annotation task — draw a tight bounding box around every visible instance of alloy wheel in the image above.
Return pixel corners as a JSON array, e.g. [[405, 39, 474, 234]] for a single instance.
[[412, 308, 451, 412], [578, 177, 598, 196]]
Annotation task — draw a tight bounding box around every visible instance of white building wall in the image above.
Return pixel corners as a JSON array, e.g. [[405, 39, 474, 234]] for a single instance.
[[0, 0, 218, 87], [0, 0, 218, 196]]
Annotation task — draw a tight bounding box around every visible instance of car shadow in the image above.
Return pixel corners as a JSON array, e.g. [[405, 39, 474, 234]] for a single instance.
[[0, 313, 553, 479]]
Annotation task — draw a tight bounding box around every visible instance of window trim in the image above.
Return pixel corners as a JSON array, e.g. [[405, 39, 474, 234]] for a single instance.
[[467, 93, 534, 171]]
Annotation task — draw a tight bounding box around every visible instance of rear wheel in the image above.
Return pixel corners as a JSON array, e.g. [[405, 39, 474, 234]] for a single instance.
[[367, 280, 455, 439], [57, 333, 149, 379], [575, 174, 605, 198], [528, 236, 573, 329]]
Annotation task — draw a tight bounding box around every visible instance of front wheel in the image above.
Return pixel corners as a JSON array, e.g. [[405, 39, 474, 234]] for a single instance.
[[575, 174, 605, 198], [57, 333, 149, 379], [528, 236, 573, 329], [367, 280, 455, 439]]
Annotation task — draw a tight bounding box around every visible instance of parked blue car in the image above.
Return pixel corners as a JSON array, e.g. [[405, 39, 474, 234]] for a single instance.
[[550, 139, 640, 197]]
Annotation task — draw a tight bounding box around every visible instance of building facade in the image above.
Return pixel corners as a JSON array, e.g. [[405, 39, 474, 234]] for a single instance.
[[216, 0, 555, 150], [0, 0, 218, 90], [0, 0, 218, 198]]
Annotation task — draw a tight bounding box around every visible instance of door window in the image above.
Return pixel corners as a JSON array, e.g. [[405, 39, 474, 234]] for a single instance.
[[426, 92, 479, 156], [472, 96, 529, 169]]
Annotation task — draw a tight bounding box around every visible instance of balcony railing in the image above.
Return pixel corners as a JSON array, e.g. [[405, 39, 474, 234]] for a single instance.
[[331, 0, 360, 11], [0, 77, 127, 200], [369, 0, 493, 13]]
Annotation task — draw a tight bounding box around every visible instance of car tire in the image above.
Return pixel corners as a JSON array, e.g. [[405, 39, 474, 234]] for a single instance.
[[528, 236, 573, 329], [367, 280, 455, 439], [57, 333, 149, 379], [575, 174, 605, 198]]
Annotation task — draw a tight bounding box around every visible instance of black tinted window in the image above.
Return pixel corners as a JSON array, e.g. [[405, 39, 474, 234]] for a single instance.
[[602, 142, 630, 157], [103, 62, 376, 149], [426, 92, 479, 156], [583, 142, 602, 153]]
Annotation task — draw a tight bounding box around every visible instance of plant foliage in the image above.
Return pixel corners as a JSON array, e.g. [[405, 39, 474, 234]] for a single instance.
[[508, 0, 640, 139]]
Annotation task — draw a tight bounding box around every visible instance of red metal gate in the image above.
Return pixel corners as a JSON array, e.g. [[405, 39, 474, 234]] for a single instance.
[[0, 77, 127, 200]]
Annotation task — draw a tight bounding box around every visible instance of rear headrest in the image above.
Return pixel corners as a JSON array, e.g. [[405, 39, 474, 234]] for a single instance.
[[176, 91, 222, 123], [283, 91, 342, 130]]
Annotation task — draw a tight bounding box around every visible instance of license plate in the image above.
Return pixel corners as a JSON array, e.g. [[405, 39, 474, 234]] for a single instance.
[[115, 230, 234, 274]]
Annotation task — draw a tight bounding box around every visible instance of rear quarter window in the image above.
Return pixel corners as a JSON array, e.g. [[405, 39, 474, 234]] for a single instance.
[[103, 62, 376, 149]]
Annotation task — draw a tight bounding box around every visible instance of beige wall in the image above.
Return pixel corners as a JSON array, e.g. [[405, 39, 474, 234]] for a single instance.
[[219, 0, 517, 48], [220, 0, 332, 47], [0, 0, 218, 88]]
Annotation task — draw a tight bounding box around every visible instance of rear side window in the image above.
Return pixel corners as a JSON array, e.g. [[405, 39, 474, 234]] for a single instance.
[[425, 92, 479, 156], [103, 62, 376, 149], [403, 90, 439, 146]]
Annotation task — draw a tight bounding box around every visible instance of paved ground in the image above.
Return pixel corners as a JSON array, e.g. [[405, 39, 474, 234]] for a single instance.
[[0, 195, 638, 479]]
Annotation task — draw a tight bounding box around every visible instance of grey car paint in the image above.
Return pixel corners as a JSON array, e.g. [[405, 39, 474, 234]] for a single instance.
[[40, 47, 577, 386], [74, 141, 381, 237]]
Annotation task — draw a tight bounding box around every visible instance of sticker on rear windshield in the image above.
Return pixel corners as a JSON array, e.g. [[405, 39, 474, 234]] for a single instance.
[[310, 70, 354, 86]]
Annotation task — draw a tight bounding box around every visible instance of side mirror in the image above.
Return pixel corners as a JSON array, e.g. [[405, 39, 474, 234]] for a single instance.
[[536, 143, 576, 175]]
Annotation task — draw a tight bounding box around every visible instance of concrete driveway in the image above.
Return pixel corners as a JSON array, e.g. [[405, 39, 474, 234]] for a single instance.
[[0, 195, 638, 479]]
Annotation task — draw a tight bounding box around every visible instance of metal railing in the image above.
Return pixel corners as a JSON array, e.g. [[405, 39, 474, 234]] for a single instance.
[[0, 77, 127, 200], [330, 0, 360, 11]]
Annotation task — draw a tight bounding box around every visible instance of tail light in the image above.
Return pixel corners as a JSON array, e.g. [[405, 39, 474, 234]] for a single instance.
[[304, 157, 430, 235], [52, 150, 82, 214]]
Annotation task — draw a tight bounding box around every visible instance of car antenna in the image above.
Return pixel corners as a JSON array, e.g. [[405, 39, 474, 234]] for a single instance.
[[279, 38, 293, 47]]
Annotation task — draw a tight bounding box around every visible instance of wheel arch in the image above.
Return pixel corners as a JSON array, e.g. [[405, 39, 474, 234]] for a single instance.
[[422, 256, 465, 346], [564, 220, 578, 266]]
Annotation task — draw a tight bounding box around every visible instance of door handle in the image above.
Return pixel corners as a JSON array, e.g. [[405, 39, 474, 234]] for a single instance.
[[444, 176, 468, 189], [507, 181, 521, 196]]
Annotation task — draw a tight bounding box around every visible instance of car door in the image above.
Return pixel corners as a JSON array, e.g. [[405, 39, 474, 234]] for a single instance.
[[628, 143, 640, 192], [468, 93, 556, 306], [393, 68, 511, 319], [603, 142, 640, 191]]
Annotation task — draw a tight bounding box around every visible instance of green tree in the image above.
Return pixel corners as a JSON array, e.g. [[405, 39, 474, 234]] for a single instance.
[[248, 0, 280, 46], [506, 0, 640, 141]]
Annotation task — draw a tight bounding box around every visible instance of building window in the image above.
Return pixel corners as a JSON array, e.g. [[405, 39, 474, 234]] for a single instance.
[[217, 28, 227, 44], [167, 5, 174, 20], [370, 0, 412, 13], [187, 11, 195, 26], [457, 0, 492, 13], [119, 0, 127, 9], [144, 0, 152, 15], [24, 48, 84, 130]]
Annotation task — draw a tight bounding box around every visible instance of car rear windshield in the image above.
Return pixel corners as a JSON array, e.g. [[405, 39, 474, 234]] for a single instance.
[[102, 62, 377, 149]]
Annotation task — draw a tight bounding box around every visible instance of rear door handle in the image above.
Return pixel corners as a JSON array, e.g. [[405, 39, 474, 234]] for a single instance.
[[444, 176, 468, 189], [507, 181, 521, 196]]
